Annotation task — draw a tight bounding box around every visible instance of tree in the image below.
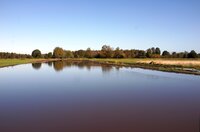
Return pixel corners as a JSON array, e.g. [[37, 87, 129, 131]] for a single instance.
[[183, 51, 189, 58], [43, 52, 53, 59], [101, 45, 113, 58], [64, 50, 74, 58], [85, 48, 92, 58], [155, 47, 161, 55], [53, 47, 64, 58], [146, 48, 153, 58], [74, 50, 85, 58], [113, 47, 126, 58], [171, 52, 177, 58], [32, 49, 41, 58], [162, 51, 170, 57], [151, 47, 156, 54], [48, 52, 53, 58], [188, 50, 198, 58], [137, 50, 146, 58]]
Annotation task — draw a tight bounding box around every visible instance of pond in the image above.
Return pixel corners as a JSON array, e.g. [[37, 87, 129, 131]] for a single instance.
[[0, 61, 200, 132]]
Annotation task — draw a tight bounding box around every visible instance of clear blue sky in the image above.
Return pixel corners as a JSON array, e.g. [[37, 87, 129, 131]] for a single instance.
[[0, 0, 200, 54]]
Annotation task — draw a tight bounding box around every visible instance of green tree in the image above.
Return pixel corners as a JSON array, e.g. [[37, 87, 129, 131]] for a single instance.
[[151, 47, 156, 54], [146, 48, 153, 58], [32, 49, 41, 58], [64, 50, 74, 58], [137, 50, 146, 58], [48, 52, 53, 58], [188, 50, 198, 58], [162, 51, 170, 57], [74, 50, 85, 58], [155, 47, 161, 55], [172, 52, 177, 58], [53, 47, 64, 58]]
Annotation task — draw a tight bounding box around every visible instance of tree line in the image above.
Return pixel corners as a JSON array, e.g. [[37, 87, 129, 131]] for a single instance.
[[1, 45, 200, 59], [0, 52, 32, 59]]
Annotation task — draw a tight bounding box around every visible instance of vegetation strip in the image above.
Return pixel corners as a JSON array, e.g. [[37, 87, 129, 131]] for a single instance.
[[0, 59, 61, 68], [1, 58, 200, 75], [81, 59, 200, 75], [1, 45, 200, 75]]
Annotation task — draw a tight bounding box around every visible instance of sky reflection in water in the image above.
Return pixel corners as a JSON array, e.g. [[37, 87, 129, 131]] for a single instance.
[[0, 61, 200, 132]]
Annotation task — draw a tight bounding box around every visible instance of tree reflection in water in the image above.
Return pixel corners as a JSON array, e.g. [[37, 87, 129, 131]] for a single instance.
[[47, 61, 53, 67], [32, 63, 42, 70], [51, 61, 121, 73], [53, 61, 64, 72], [101, 65, 113, 73]]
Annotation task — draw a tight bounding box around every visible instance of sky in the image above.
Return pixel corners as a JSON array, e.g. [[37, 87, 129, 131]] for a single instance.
[[0, 0, 200, 54]]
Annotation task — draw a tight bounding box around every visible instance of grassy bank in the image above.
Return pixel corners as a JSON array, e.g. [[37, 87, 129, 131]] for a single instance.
[[1, 58, 200, 75], [78, 58, 200, 75], [0, 59, 60, 68], [88, 58, 200, 69]]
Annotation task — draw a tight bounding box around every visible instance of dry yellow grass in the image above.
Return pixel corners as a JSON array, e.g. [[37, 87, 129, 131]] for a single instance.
[[137, 59, 200, 67]]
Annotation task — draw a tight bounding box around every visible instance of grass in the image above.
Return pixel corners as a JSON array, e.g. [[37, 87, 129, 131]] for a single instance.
[[88, 58, 200, 69], [0, 59, 59, 68], [1, 58, 200, 75], [76, 58, 200, 75]]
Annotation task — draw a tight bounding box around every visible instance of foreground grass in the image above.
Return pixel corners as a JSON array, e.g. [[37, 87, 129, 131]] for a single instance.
[[1, 58, 200, 75]]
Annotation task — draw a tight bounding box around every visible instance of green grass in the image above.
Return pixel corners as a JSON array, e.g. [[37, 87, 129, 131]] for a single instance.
[[0, 59, 38, 67], [0, 59, 56, 68]]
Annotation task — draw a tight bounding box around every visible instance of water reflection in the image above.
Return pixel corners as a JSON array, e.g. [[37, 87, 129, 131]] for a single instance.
[[47, 61, 53, 67], [50, 61, 116, 73], [101, 65, 113, 73], [53, 61, 64, 72], [32, 63, 42, 70], [1, 61, 200, 132]]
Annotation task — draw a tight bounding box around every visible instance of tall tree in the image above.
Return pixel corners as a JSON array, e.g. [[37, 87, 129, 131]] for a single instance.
[[113, 47, 125, 58], [146, 48, 153, 58], [101, 45, 113, 58], [162, 51, 170, 57], [64, 50, 74, 58], [32, 49, 41, 58], [53, 47, 64, 58], [85, 48, 92, 58], [188, 50, 198, 58], [74, 50, 85, 58], [155, 47, 161, 55], [48, 52, 53, 58]]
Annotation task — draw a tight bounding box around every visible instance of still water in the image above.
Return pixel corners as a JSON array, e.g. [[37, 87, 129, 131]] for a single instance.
[[0, 61, 200, 132]]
